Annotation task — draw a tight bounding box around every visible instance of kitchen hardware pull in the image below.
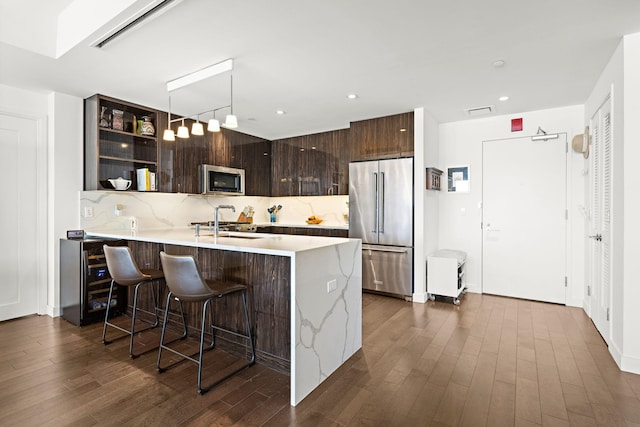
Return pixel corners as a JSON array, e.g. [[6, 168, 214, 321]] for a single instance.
[[362, 244, 408, 254], [589, 234, 602, 241], [373, 172, 378, 233], [380, 171, 385, 234]]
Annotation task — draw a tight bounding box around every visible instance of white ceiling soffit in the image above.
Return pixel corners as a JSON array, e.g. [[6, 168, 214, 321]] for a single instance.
[[56, 0, 182, 58]]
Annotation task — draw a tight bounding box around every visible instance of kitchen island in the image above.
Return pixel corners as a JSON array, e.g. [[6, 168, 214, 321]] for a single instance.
[[86, 228, 362, 406]]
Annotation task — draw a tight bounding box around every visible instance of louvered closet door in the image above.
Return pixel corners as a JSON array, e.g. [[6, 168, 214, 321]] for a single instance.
[[589, 97, 611, 342]]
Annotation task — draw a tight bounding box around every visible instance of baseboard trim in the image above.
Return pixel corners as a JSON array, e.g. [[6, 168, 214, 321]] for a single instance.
[[412, 292, 429, 304]]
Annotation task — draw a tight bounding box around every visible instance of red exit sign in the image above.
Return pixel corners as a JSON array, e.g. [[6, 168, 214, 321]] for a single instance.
[[511, 118, 523, 132]]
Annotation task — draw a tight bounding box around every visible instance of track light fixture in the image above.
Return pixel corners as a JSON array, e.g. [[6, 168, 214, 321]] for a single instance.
[[163, 62, 239, 140]]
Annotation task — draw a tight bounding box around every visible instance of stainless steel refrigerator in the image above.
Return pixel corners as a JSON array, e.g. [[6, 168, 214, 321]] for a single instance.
[[349, 157, 413, 297]]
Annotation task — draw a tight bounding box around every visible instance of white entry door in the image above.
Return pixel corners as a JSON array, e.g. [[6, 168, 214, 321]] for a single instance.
[[482, 135, 567, 304], [0, 112, 42, 320]]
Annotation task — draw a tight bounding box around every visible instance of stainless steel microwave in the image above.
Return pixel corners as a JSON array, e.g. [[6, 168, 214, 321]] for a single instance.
[[200, 164, 245, 195]]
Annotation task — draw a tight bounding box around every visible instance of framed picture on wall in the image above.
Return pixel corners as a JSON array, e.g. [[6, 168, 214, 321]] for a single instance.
[[447, 166, 470, 193]]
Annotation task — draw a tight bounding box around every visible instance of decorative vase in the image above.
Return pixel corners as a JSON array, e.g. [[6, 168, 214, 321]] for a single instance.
[[270, 213, 277, 223], [99, 106, 111, 128], [141, 116, 155, 136]]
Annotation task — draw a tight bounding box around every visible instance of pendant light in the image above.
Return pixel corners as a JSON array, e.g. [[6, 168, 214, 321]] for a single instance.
[[191, 115, 204, 135], [177, 119, 189, 138], [207, 110, 220, 132], [224, 74, 238, 128], [163, 96, 176, 141]]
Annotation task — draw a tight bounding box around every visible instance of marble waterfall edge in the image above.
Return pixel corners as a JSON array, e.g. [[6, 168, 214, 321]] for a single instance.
[[292, 239, 362, 405]]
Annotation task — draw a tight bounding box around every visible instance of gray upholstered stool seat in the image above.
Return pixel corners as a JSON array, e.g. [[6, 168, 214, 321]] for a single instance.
[[157, 251, 255, 395], [102, 245, 163, 358]]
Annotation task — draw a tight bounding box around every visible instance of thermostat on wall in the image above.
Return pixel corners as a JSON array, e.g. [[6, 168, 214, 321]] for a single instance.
[[66, 230, 85, 239]]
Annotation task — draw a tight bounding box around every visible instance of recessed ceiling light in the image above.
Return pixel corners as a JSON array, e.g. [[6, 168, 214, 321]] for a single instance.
[[276, 110, 286, 115], [492, 60, 506, 68], [499, 96, 509, 101], [347, 94, 358, 100], [399, 128, 407, 132]]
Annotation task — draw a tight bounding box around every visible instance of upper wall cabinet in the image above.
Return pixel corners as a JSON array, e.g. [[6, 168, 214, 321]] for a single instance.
[[349, 112, 414, 161], [271, 129, 349, 197], [85, 94, 164, 191], [160, 118, 271, 196]]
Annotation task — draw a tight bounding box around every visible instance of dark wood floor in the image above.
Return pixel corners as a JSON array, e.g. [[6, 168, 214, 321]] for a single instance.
[[1, 293, 639, 426]]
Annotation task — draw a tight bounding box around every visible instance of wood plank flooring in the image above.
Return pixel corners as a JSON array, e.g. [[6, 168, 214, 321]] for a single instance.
[[1, 292, 639, 426]]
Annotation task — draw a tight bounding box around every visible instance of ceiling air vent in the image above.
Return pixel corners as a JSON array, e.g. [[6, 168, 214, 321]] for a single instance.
[[91, 0, 183, 49], [465, 105, 494, 117]]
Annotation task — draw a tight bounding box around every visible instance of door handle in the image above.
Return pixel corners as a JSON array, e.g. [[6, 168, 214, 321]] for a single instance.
[[379, 171, 385, 233], [589, 234, 602, 241], [373, 172, 378, 233]]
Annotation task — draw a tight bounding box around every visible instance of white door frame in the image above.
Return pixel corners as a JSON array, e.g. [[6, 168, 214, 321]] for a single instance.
[[0, 109, 48, 318], [586, 94, 612, 343]]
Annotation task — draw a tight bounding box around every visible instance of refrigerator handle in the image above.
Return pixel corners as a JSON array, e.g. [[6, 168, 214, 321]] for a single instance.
[[380, 171, 385, 233], [373, 172, 378, 233]]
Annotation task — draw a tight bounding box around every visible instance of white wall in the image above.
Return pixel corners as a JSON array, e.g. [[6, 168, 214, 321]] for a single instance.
[[413, 107, 440, 303], [48, 92, 84, 316], [437, 106, 585, 304], [622, 33, 640, 372]]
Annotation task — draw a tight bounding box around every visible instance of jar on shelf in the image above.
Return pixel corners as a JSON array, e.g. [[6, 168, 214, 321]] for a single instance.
[[141, 116, 155, 136], [111, 109, 124, 130]]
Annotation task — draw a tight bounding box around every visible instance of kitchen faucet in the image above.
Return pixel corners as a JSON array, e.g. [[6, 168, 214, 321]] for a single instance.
[[214, 205, 235, 236]]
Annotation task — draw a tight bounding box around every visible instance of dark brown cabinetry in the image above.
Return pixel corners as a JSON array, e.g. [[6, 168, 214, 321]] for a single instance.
[[160, 119, 271, 195], [85, 94, 413, 197], [349, 112, 414, 161], [271, 129, 349, 196], [257, 226, 348, 238], [85, 95, 164, 191]]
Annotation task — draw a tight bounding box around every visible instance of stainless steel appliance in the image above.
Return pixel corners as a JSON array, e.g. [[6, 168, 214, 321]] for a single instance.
[[349, 157, 413, 297], [200, 164, 245, 195]]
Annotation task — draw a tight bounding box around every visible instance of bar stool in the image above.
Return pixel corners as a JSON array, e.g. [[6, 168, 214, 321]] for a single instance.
[[102, 245, 163, 358], [157, 251, 255, 395]]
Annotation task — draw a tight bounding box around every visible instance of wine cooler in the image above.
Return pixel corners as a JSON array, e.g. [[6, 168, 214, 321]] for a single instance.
[[60, 238, 128, 326]]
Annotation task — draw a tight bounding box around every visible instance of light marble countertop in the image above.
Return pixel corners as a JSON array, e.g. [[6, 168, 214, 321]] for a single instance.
[[85, 227, 354, 257]]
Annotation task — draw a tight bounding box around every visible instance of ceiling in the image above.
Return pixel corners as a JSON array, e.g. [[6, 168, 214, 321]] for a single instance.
[[2, 0, 640, 141]]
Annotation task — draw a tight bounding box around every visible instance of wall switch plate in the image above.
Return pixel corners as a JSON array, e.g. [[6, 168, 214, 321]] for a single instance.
[[327, 279, 337, 293], [83, 207, 93, 218]]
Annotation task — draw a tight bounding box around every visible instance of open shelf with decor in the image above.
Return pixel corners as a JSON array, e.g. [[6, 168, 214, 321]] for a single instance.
[[85, 94, 161, 191]]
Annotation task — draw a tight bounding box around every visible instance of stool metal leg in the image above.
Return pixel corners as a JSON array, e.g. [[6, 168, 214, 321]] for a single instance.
[[156, 289, 256, 395], [157, 293, 192, 373], [102, 279, 116, 344], [241, 291, 256, 364], [129, 282, 142, 358], [197, 298, 213, 394], [157, 292, 173, 372]]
